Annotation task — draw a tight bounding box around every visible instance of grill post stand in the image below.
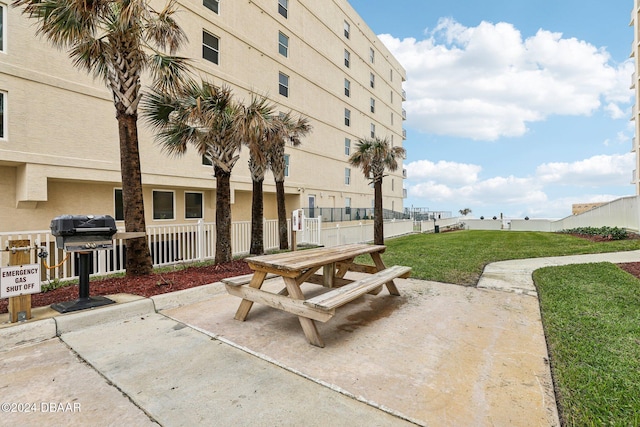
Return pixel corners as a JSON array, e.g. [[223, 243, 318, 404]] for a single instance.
[[50, 252, 115, 313]]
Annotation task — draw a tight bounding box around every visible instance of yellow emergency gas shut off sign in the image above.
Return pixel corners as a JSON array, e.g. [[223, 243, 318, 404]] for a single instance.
[[0, 264, 41, 298]]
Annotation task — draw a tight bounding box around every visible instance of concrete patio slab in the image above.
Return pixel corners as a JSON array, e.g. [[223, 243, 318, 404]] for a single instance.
[[162, 276, 559, 427]]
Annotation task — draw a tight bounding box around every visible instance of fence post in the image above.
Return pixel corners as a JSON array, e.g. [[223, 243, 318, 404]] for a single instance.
[[198, 219, 205, 262], [8, 240, 32, 323]]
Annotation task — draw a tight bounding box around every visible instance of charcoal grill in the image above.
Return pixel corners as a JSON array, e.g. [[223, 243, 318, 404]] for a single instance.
[[49, 215, 118, 313]]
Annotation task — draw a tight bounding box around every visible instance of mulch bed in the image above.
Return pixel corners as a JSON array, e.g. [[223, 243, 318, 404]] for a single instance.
[[0, 259, 252, 315]]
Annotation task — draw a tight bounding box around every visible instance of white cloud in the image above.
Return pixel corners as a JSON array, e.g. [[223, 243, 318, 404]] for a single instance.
[[405, 152, 635, 217], [536, 153, 635, 186], [405, 159, 481, 185], [379, 19, 633, 141]]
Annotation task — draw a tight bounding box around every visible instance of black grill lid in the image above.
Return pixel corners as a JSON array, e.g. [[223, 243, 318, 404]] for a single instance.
[[50, 215, 118, 237]]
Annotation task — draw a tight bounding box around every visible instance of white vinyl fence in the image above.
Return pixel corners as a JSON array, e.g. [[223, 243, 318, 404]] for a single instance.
[[0, 217, 413, 282]]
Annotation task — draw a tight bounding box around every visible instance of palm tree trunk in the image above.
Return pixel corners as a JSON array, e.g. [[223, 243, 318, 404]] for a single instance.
[[117, 113, 153, 275], [374, 180, 384, 245], [250, 179, 265, 255], [275, 179, 289, 250], [214, 166, 233, 263]]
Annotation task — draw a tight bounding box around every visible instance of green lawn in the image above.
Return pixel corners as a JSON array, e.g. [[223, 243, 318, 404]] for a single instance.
[[378, 230, 640, 285], [534, 263, 640, 426], [377, 230, 640, 425]]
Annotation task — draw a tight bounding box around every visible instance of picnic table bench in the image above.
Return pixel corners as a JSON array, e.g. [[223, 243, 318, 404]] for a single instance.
[[223, 243, 411, 347]]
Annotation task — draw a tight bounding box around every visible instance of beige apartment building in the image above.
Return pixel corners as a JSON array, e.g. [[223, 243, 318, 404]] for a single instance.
[[0, 0, 407, 232]]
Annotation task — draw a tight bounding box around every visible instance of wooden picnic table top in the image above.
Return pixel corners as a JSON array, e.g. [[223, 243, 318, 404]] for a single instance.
[[245, 243, 386, 276]]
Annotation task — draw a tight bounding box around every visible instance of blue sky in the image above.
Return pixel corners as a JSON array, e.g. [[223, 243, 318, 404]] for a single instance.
[[348, 0, 635, 219]]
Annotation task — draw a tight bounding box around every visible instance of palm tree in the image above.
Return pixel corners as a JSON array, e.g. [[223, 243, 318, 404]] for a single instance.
[[349, 137, 406, 245], [267, 112, 311, 249], [238, 96, 276, 255], [14, 0, 189, 275], [142, 80, 241, 264]]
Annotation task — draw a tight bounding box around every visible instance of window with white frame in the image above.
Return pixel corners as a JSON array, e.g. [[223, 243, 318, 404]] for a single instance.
[[370, 98, 375, 113], [344, 49, 350, 68], [278, 31, 289, 57], [203, 0, 219, 14], [278, 0, 288, 18], [153, 190, 175, 220], [185, 192, 203, 219], [202, 31, 219, 64], [0, 4, 5, 53], [344, 78, 350, 97], [114, 189, 124, 221], [369, 47, 375, 63], [344, 108, 350, 126], [344, 21, 350, 39], [370, 123, 375, 138], [345, 197, 351, 215], [344, 138, 351, 155], [370, 72, 375, 88], [279, 72, 289, 97], [345, 168, 351, 185]]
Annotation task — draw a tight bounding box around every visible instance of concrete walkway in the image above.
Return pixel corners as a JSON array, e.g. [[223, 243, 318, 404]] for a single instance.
[[1, 250, 638, 426]]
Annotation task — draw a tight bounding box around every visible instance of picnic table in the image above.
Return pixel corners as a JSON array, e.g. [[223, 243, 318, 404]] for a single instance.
[[223, 243, 411, 347]]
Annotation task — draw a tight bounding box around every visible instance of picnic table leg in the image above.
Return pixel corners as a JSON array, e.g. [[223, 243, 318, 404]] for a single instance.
[[234, 271, 268, 321], [283, 277, 325, 348], [370, 252, 401, 296]]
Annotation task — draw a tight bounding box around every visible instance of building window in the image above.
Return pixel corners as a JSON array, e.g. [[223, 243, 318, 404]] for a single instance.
[[370, 123, 375, 138], [344, 21, 350, 39], [344, 108, 350, 126], [345, 168, 351, 185], [114, 189, 124, 221], [0, 91, 4, 139], [284, 154, 290, 177], [279, 72, 289, 97], [345, 197, 351, 215], [392, 179, 395, 191], [153, 190, 175, 220], [202, 154, 212, 165], [390, 69, 393, 82], [185, 192, 203, 219], [278, 0, 288, 18], [203, 0, 219, 14], [370, 98, 375, 113], [202, 31, 219, 64], [0, 4, 5, 53], [344, 138, 351, 155], [369, 47, 375, 64], [344, 79, 350, 97], [391, 113, 394, 126], [390, 90, 393, 104], [370, 72, 375, 88], [344, 49, 350, 68], [278, 31, 289, 57]]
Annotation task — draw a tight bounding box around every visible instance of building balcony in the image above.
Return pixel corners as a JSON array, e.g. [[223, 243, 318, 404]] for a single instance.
[[403, 188, 407, 198], [402, 168, 407, 178], [632, 72, 637, 90], [632, 169, 637, 185], [632, 104, 637, 121], [401, 89, 406, 101], [402, 108, 407, 120], [402, 128, 407, 139]]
